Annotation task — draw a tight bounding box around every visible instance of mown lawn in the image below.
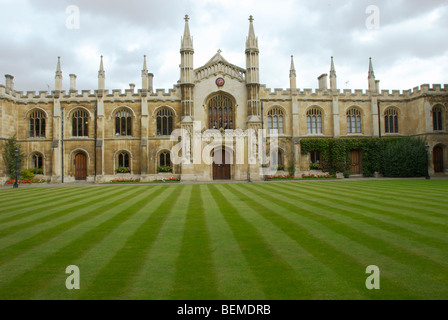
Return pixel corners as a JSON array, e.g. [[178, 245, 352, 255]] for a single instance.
[[0, 180, 447, 300]]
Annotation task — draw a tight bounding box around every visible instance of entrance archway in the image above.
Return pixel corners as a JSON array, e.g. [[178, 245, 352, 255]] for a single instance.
[[213, 149, 231, 180], [74, 152, 87, 180], [433, 145, 444, 173]]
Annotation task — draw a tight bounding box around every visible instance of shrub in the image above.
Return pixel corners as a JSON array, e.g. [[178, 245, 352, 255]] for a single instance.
[[115, 167, 130, 173], [158, 166, 173, 173], [31, 168, 44, 175], [20, 169, 35, 180], [1, 135, 25, 179]]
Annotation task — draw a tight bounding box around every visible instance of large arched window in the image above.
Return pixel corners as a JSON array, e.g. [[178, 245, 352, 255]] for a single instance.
[[433, 105, 443, 131], [72, 109, 89, 137], [384, 107, 399, 133], [29, 110, 46, 138], [346, 108, 362, 134], [208, 94, 234, 130], [115, 109, 132, 136], [306, 108, 322, 134], [268, 108, 284, 134], [156, 108, 174, 136]]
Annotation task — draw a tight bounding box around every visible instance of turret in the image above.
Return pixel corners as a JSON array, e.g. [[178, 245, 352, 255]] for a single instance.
[[55, 56, 63, 91], [142, 55, 148, 91], [289, 55, 297, 93], [180, 14, 195, 118], [330, 56, 337, 91], [98, 55, 105, 91], [368, 57, 376, 92], [246, 15, 260, 117]]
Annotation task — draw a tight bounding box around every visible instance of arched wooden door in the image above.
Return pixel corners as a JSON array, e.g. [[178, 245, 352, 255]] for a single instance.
[[433, 146, 444, 173], [213, 149, 231, 180], [74, 152, 87, 180]]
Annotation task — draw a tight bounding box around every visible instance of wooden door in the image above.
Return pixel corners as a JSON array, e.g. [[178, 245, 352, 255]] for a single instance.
[[433, 146, 444, 173], [75, 153, 87, 180], [350, 150, 361, 175], [213, 150, 231, 180]]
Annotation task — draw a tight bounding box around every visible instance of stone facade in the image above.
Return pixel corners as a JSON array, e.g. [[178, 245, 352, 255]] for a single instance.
[[1, 15, 447, 184]]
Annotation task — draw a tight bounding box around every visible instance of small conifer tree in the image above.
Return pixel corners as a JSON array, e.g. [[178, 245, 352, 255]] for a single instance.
[[2, 134, 25, 179]]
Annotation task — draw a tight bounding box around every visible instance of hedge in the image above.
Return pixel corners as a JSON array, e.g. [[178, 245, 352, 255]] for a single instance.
[[301, 137, 427, 178]]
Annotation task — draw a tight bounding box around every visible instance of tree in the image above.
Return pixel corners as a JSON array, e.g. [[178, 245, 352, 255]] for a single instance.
[[2, 134, 25, 179]]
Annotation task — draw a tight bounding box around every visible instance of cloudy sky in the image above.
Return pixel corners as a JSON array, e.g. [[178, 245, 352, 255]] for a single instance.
[[1, 0, 447, 93]]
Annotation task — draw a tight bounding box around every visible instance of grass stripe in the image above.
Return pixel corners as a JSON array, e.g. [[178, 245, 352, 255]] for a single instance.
[[169, 185, 219, 300], [0, 187, 125, 266], [0, 186, 150, 299], [0, 187, 106, 227], [221, 184, 365, 299], [237, 183, 426, 299], [77, 186, 181, 299], [278, 182, 448, 252], [123, 186, 193, 299], [200, 184, 265, 299], [245, 183, 448, 298], [208, 184, 314, 300], [30, 186, 166, 299]]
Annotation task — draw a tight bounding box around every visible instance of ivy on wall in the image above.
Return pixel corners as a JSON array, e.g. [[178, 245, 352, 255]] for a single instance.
[[300, 137, 427, 177]]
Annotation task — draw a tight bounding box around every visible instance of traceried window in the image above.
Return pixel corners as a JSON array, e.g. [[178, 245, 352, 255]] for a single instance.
[[310, 151, 321, 164], [384, 108, 399, 133], [346, 108, 362, 134], [208, 94, 234, 130], [72, 109, 89, 137], [157, 108, 174, 136], [159, 151, 171, 168], [307, 108, 322, 134], [268, 108, 284, 134], [29, 110, 46, 138], [115, 109, 132, 136], [118, 152, 130, 168], [433, 105, 443, 131], [31, 153, 43, 170]]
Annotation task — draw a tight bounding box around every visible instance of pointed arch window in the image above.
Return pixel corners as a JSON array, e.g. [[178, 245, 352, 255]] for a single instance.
[[31, 153, 43, 171], [72, 109, 89, 137], [157, 108, 174, 136], [159, 151, 171, 168], [29, 110, 46, 138], [208, 94, 234, 130], [115, 109, 132, 136], [118, 152, 130, 169], [347, 108, 362, 134], [307, 108, 322, 134], [268, 108, 284, 134], [433, 106, 443, 131], [384, 108, 399, 133]]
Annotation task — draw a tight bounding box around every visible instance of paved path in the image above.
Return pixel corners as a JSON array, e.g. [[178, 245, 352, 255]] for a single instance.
[[1, 176, 447, 189]]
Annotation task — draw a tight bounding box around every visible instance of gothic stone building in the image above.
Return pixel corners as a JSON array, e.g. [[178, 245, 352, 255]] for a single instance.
[[0, 15, 447, 184]]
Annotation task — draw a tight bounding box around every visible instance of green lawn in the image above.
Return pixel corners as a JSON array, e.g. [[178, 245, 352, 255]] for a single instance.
[[0, 180, 447, 300]]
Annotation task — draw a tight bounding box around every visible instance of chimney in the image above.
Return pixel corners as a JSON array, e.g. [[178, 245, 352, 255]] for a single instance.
[[5, 74, 14, 92], [375, 80, 380, 93], [129, 83, 135, 92], [69, 74, 77, 91], [148, 73, 154, 93], [318, 73, 328, 91]]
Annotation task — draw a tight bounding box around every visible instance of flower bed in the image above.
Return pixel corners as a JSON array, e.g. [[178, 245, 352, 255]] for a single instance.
[[301, 173, 337, 180], [5, 178, 46, 185], [151, 177, 180, 183], [109, 178, 141, 184], [267, 175, 295, 180]]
